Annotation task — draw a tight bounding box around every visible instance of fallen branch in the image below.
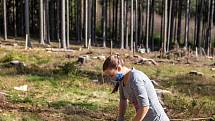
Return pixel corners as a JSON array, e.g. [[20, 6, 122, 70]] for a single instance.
[[134, 55, 158, 66], [170, 117, 212, 121], [46, 48, 73, 52]]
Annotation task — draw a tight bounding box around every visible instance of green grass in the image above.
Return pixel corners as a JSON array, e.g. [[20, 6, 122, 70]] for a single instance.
[[0, 47, 214, 120]]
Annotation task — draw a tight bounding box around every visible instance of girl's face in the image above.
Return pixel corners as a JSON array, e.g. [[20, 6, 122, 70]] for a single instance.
[[104, 66, 122, 79]]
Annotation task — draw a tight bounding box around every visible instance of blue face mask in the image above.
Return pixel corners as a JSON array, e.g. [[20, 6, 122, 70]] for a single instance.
[[115, 72, 124, 82]]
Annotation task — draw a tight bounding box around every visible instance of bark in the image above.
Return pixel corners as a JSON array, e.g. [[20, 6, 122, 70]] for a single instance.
[[3, 0, 7, 41], [40, 0, 44, 44]]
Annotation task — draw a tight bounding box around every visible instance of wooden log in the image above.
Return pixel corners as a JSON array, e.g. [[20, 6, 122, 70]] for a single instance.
[[46, 48, 73, 52], [134, 55, 158, 65]]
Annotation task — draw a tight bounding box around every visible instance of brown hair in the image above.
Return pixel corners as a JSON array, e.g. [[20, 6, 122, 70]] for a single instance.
[[103, 55, 124, 93], [103, 55, 124, 71]]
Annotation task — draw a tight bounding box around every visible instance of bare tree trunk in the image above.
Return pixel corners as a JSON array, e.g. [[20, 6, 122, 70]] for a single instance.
[[3, 0, 7, 41], [146, 0, 150, 52], [115, 0, 119, 42], [120, 0, 124, 49], [92, 0, 96, 45], [125, 0, 129, 49], [210, 0, 214, 54], [88, 0, 92, 49], [207, 0, 214, 56], [167, 0, 172, 52], [76, 0, 82, 43], [160, 0, 164, 50], [112, 0, 115, 41], [46, 0, 50, 44], [184, 0, 190, 49], [13, 0, 17, 38], [85, 0, 88, 48], [66, 0, 70, 47], [56, 0, 60, 47], [163, 0, 168, 53], [43, 0, 47, 44], [177, 0, 182, 45], [131, 0, 134, 51], [25, 0, 31, 48], [194, 0, 198, 47], [40, 0, 44, 44], [61, 0, 66, 49], [135, 0, 138, 47], [196, 0, 203, 53], [102, 0, 107, 48]]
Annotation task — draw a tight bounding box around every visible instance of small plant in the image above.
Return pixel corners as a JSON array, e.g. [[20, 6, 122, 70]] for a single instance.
[[61, 62, 78, 75], [0, 54, 13, 63]]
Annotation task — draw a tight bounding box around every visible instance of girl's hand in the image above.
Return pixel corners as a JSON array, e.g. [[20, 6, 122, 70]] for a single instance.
[[117, 116, 125, 121]]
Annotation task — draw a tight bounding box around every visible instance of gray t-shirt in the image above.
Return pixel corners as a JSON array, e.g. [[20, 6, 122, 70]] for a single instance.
[[119, 68, 169, 121]]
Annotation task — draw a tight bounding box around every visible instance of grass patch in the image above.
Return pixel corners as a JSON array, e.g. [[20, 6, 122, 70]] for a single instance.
[[164, 93, 215, 118]]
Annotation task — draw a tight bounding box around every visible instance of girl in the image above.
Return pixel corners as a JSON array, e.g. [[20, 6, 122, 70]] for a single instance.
[[103, 55, 169, 121]]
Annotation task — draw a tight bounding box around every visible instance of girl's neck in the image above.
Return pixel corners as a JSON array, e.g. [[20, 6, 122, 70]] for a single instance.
[[122, 67, 131, 86]]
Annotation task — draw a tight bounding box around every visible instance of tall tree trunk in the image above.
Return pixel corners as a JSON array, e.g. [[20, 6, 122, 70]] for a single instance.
[[146, 0, 150, 52], [196, 0, 203, 52], [167, 0, 172, 52], [85, 0, 88, 48], [45, 0, 50, 44], [169, 1, 176, 50], [66, 0, 70, 47], [88, 0, 92, 49], [210, 0, 214, 54], [115, 0, 119, 42], [13, 0, 17, 38], [43, 1, 46, 44], [137, 1, 142, 45], [49, 1, 55, 41], [61, 0, 66, 49], [25, 0, 31, 48], [174, 0, 178, 47], [40, 0, 44, 44], [102, 0, 107, 48], [112, 0, 115, 41], [3, 0, 7, 41], [135, 0, 138, 48], [91, 0, 96, 45], [76, 0, 82, 43], [56, 0, 60, 47], [194, 0, 198, 47], [163, 0, 168, 53], [184, 0, 190, 49], [160, 0, 164, 50], [131, 0, 134, 51], [120, 0, 124, 49], [206, 0, 214, 55], [177, 0, 182, 45], [125, 0, 129, 49], [150, 0, 155, 51]]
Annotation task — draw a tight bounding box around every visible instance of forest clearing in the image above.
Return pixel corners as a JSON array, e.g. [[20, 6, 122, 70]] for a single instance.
[[0, 40, 214, 120], [0, 0, 215, 120]]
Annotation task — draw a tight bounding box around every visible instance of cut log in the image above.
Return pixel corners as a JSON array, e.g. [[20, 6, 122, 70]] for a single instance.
[[92, 56, 106, 60], [77, 55, 90, 64], [189, 70, 204, 76], [134, 55, 158, 65], [46, 48, 73, 52]]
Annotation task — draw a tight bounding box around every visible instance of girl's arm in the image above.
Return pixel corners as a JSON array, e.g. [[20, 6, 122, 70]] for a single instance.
[[133, 106, 149, 121], [131, 75, 150, 121], [118, 98, 127, 121]]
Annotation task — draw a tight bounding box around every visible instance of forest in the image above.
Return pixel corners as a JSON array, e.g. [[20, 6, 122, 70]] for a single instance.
[[0, 0, 215, 121], [0, 0, 214, 54]]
